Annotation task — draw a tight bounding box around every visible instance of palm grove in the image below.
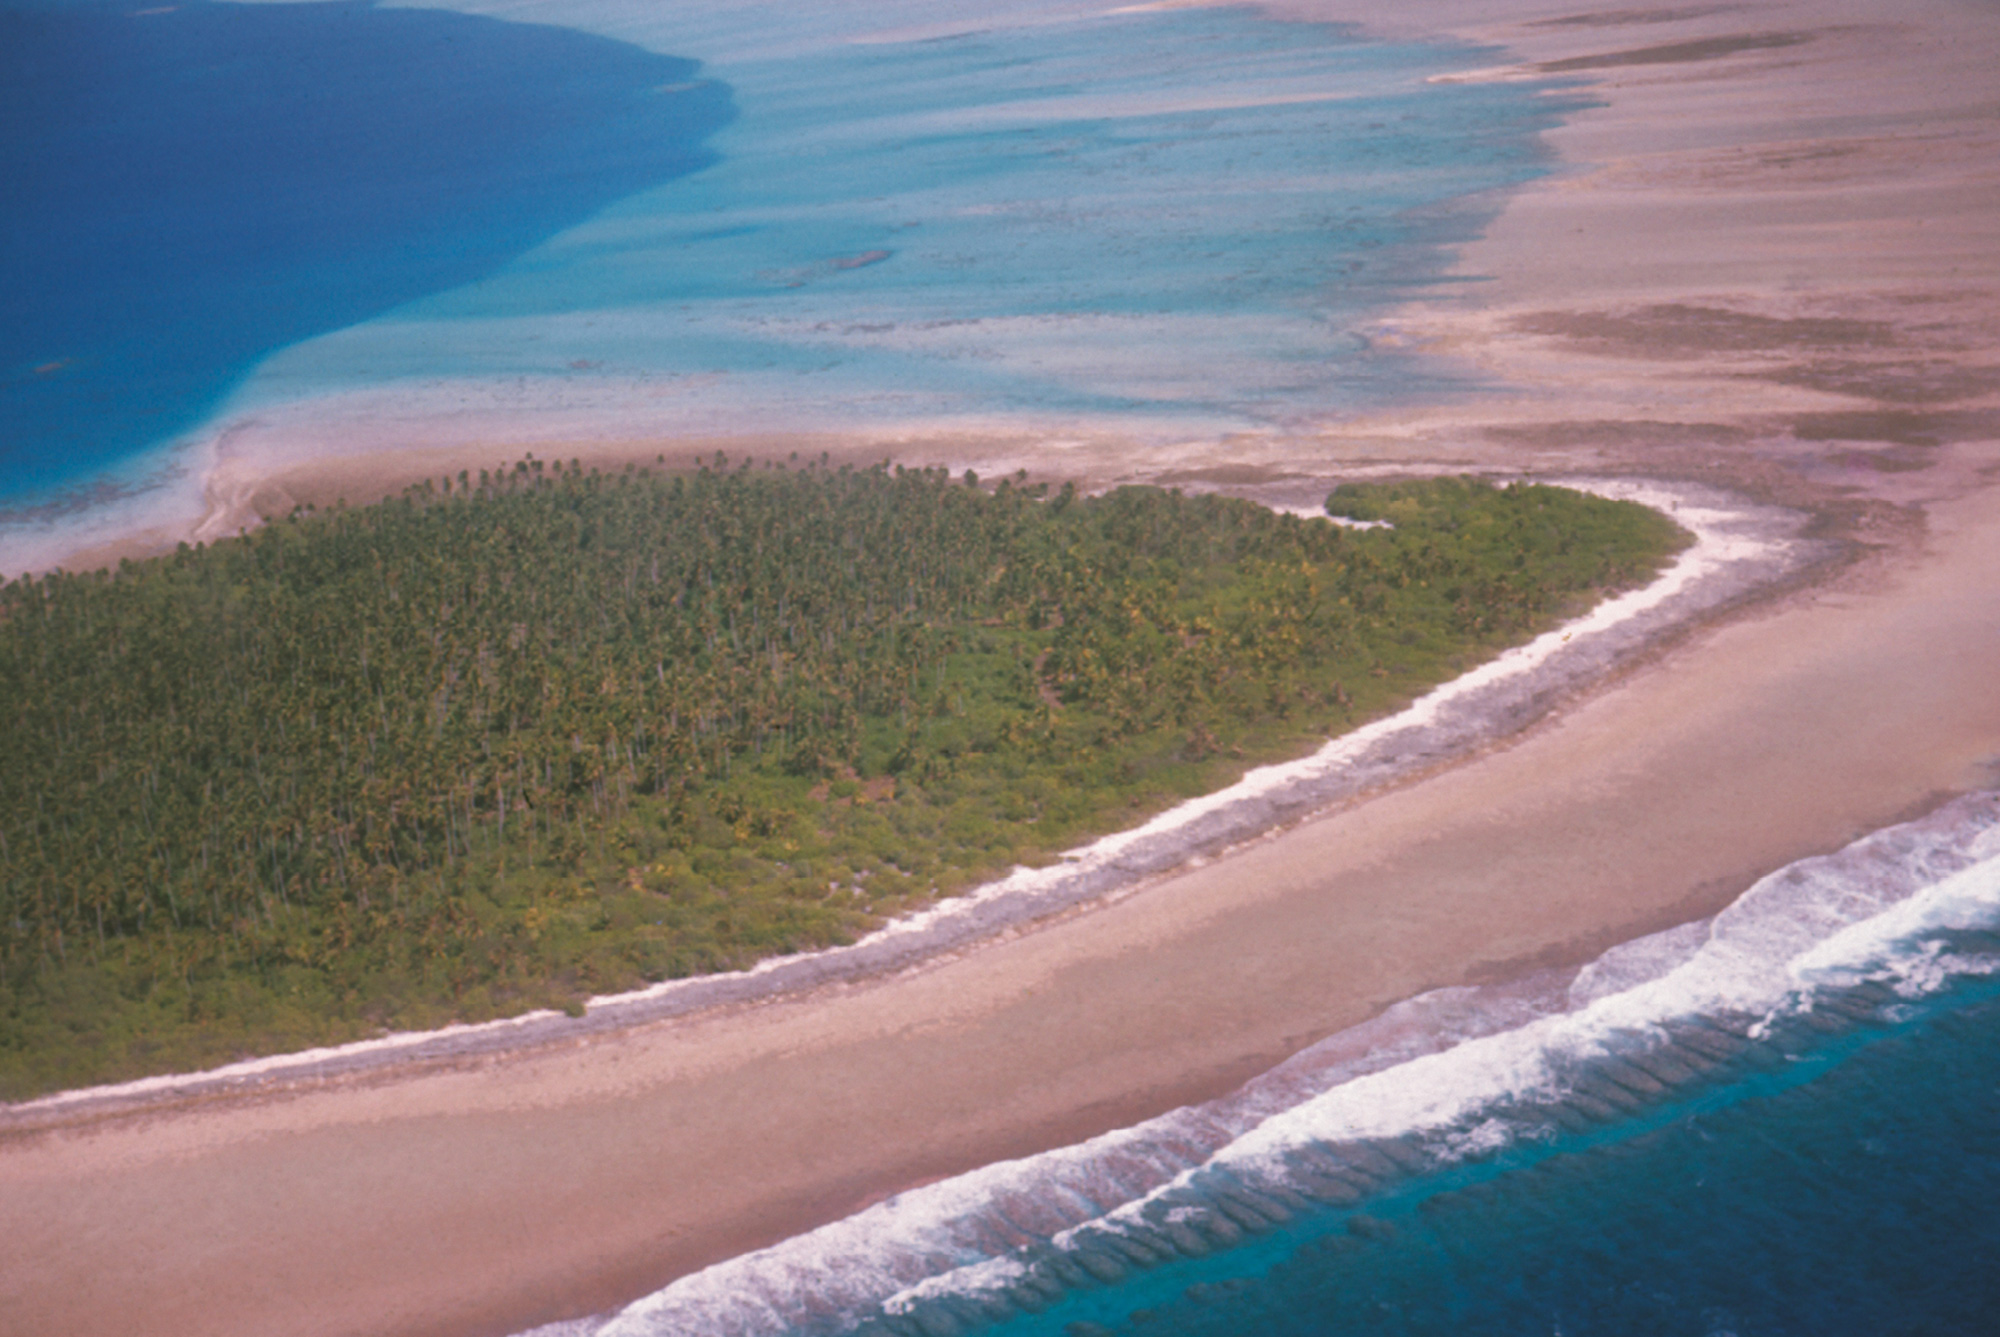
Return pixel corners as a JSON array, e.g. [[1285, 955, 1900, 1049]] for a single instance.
[[0, 459, 1685, 1095]]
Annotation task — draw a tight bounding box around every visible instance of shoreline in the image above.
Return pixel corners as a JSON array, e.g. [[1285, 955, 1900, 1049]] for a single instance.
[[7, 472, 1999, 1337], [4, 1, 1998, 1335], [546, 785, 2000, 1336]]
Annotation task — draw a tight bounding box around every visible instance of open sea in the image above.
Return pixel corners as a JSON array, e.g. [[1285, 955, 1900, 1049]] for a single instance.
[[9, 1, 1996, 1333]]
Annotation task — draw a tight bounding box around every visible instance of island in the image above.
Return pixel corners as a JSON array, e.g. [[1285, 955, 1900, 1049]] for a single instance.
[[0, 464, 1681, 1096]]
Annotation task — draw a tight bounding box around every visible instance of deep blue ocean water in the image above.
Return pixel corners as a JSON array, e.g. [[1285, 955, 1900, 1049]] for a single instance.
[[993, 980, 2000, 1337], [1, 0, 731, 505]]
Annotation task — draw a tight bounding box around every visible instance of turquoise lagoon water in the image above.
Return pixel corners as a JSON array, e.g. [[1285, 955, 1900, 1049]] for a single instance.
[[1, 0, 1573, 554]]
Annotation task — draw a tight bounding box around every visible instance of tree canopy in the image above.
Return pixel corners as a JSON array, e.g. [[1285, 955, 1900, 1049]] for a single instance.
[[0, 459, 1686, 1096]]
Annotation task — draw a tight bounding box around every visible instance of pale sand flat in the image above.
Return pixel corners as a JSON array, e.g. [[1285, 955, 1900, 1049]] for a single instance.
[[4, 1, 1998, 1334]]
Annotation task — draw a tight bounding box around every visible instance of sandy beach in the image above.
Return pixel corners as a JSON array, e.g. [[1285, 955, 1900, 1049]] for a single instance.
[[4, 0, 1998, 1334]]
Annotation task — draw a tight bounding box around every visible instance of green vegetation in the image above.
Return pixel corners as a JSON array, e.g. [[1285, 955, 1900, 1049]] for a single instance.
[[0, 460, 1686, 1097]]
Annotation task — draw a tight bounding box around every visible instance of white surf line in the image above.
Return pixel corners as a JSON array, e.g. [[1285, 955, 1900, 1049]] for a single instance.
[[836, 798, 2000, 1337], [7, 479, 1790, 1117]]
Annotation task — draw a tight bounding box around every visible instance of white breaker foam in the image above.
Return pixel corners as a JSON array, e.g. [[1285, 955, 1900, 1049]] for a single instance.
[[529, 788, 2000, 1337], [4, 477, 1815, 1125]]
